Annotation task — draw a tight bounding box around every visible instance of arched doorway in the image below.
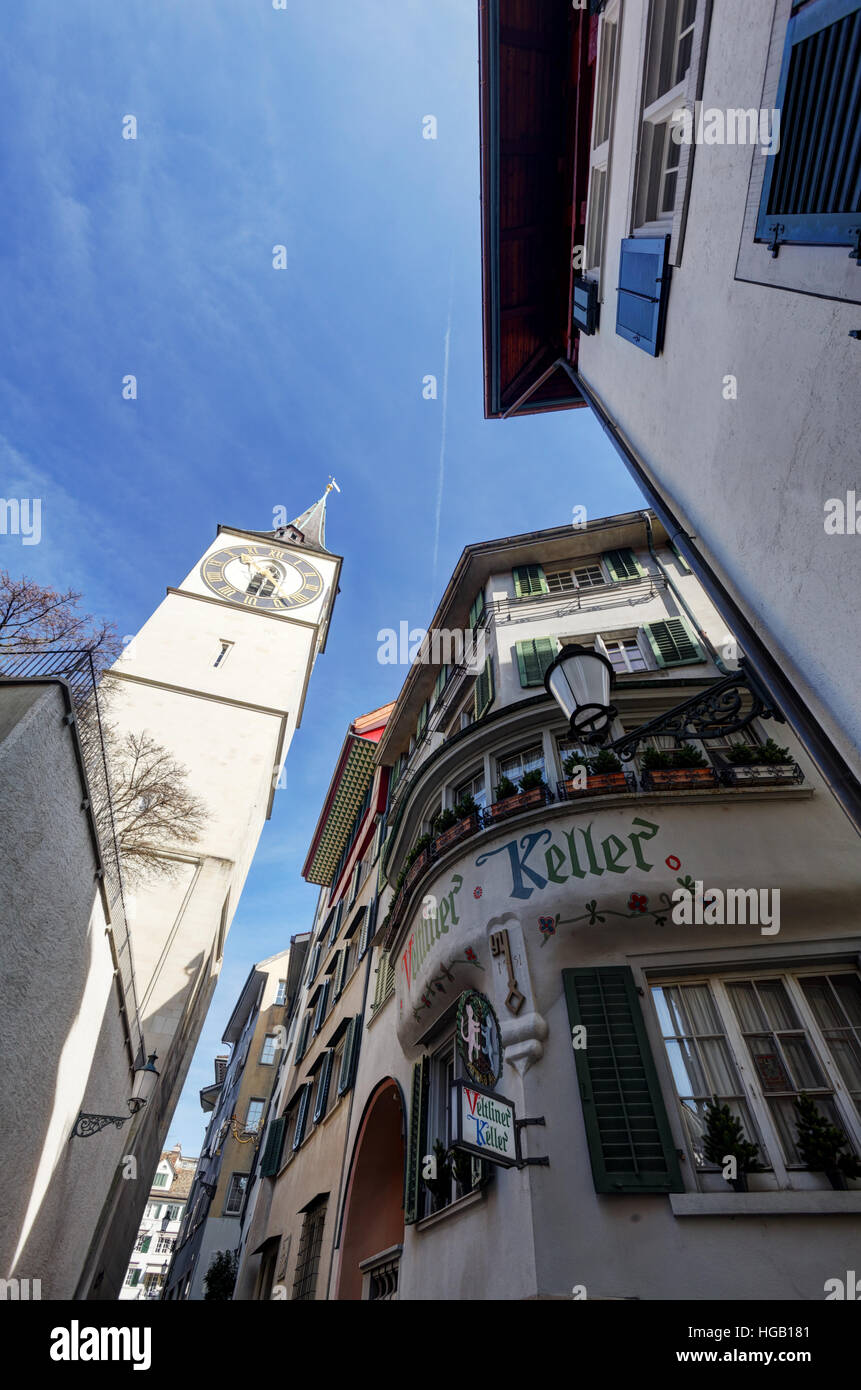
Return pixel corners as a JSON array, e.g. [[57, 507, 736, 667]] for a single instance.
[[336, 1079, 405, 1300]]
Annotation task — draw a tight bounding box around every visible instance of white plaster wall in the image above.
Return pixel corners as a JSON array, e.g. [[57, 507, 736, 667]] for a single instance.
[[579, 0, 861, 783], [0, 684, 135, 1298]]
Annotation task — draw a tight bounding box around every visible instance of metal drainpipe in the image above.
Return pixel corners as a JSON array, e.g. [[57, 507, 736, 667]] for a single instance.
[[557, 357, 861, 837], [640, 509, 729, 674]]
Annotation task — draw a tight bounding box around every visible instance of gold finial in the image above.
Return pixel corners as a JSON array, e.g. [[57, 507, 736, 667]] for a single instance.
[[326, 476, 341, 494]]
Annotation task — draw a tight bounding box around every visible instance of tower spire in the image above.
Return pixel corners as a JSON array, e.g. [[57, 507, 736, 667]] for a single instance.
[[275, 480, 339, 554]]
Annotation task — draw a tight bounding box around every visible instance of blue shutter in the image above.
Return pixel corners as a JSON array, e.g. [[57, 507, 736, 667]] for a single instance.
[[615, 236, 671, 356], [756, 0, 861, 250], [572, 275, 599, 334]]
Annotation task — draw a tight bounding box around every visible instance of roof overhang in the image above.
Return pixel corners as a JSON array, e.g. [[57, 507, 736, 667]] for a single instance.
[[222, 968, 265, 1044], [302, 712, 393, 885], [479, 0, 594, 418]]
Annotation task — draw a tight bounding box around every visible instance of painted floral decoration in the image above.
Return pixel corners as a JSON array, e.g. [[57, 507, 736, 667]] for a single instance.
[[465, 946, 478, 963], [628, 893, 648, 913], [473, 886, 483, 899], [538, 915, 557, 939]]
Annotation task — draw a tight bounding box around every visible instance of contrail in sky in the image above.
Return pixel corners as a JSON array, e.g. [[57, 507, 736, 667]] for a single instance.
[[431, 263, 454, 600]]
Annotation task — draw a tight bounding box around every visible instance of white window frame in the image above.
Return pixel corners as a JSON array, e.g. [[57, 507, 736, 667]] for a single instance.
[[260, 1034, 278, 1066], [585, 0, 621, 281], [652, 967, 861, 1190], [495, 742, 545, 791], [453, 767, 486, 811], [275, 980, 288, 1006], [596, 631, 652, 674], [633, 0, 703, 242], [244, 1098, 265, 1134]]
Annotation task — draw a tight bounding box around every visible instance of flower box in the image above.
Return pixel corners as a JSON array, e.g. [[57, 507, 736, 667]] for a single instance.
[[723, 762, 799, 786], [562, 771, 630, 798], [644, 766, 717, 790], [403, 848, 430, 890], [485, 786, 548, 822], [433, 812, 481, 852]]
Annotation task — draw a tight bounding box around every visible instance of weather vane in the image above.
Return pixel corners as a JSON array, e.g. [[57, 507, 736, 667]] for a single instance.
[[326, 476, 341, 495]]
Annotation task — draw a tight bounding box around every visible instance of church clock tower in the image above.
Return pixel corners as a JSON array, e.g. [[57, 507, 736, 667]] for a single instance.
[[83, 486, 342, 1297]]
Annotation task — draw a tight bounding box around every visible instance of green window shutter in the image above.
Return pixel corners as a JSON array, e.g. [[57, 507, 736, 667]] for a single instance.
[[337, 1017, 362, 1098], [644, 617, 705, 668], [562, 966, 684, 1194], [313, 1050, 335, 1123], [130, 1270, 140, 1287], [295, 1013, 311, 1062], [473, 657, 495, 721], [307, 942, 321, 983], [514, 636, 557, 688], [513, 564, 548, 598], [669, 541, 691, 573], [332, 950, 344, 1000], [260, 1116, 286, 1177], [140, 1236, 151, 1253], [358, 898, 376, 960], [292, 1084, 312, 1151], [312, 980, 330, 1034], [404, 1057, 429, 1224], [372, 950, 394, 1011], [433, 666, 447, 702], [468, 588, 486, 629], [416, 699, 429, 736], [603, 548, 645, 582]]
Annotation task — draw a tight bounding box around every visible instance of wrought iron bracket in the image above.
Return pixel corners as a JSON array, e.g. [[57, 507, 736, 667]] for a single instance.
[[72, 1111, 130, 1139], [600, 663, 785, 764], [515, 1116, 549, 1169]]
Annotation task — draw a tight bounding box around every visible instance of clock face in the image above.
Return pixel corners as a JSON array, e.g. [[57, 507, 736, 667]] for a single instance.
[[200, 543, 324, 612]]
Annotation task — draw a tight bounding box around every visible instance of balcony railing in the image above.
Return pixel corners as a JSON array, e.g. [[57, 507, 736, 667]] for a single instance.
[[0, 647, 142, 1061], [382, 757, 805, 942]]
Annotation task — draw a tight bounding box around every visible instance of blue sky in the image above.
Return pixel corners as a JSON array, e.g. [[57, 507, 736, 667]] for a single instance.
[[0, 1, 644, 1153]]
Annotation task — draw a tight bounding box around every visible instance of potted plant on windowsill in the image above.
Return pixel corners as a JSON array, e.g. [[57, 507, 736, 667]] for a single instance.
[[723, 738, 797, 785], [518, 767, 549, 807], [484, 774, 522, 822], [702, 1096, 765, 1192], [562, 748, 627, 797], [641, 743, 715, 789], [421, 1139, 453, 1212], [450, 1145, 475, 1200], [403, 832, 433, 890], [432, 794, 481, 851], [793, 1093, 861, 1191]]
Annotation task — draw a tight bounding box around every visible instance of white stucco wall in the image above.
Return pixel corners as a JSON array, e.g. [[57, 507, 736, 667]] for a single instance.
[[579, 0, 861, 787]]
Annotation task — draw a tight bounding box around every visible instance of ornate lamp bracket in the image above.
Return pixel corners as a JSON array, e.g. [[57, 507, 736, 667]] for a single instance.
[[71, 1111, 131, 1139], [601, 664, 784, 764]]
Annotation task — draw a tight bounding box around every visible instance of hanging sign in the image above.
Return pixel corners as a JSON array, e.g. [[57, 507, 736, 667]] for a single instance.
[[451, 1080, 517, 1168], [456, 989, 503, 1088]]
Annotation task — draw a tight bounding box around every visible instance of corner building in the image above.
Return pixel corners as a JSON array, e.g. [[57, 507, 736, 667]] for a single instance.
[[335, 511, 861, 1300]]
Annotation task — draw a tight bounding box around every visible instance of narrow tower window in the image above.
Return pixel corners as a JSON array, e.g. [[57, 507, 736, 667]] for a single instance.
[[214, 640, 234, 669]]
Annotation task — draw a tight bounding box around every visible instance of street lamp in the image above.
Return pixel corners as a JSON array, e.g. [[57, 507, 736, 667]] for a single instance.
[[543, 645, 617, 742], [544, 645, 784, 759], [71, 1053, 160, 1138]]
